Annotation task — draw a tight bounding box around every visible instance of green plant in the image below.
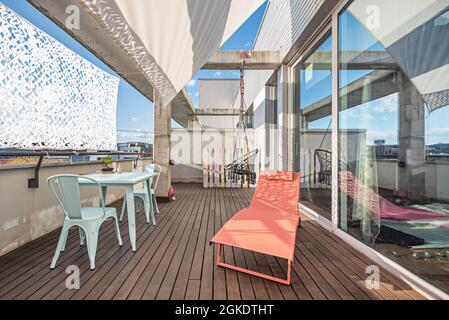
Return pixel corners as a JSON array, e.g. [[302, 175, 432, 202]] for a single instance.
[[101, 156, 113, 168]]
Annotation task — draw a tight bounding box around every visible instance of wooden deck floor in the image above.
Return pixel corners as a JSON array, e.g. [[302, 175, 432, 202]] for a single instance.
[[0, 184, 425, 300]]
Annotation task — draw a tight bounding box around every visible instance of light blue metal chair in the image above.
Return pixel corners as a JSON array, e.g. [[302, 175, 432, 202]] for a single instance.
[[120, 164, 160, 226], [48, 175, 123, 270]]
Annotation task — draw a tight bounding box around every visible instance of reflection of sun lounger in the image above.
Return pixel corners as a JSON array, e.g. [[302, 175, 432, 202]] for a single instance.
[[339, 170, 449, 222], [211, 171, 300, 285], [340, 170, 449, 249]]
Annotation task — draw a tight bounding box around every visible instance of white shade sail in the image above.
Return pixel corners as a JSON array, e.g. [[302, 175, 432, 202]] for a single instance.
[[81, 0, 265, 106], [348, 0, 449, 112]]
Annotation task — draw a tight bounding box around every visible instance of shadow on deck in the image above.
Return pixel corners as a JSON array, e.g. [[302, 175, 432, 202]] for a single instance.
[[0, 184, 424, 300]]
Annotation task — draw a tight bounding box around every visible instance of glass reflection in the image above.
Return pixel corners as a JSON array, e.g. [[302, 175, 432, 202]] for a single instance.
[[339, 1, 449, 293]]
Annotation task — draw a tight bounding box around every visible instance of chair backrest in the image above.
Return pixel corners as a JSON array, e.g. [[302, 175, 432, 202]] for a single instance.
[[251, 170, 300, 215], [140, 163, 161, 190], [48, 175, 106, 220]]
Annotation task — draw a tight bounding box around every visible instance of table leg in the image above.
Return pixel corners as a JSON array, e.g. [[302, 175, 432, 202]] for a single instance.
[[101, 186, 108, 207], [125, 186, 137, 251], [146, 178, 155, 225]]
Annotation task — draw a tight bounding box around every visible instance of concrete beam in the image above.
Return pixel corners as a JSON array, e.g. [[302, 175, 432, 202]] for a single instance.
[[190, 108, 242, 116], [202, 50, 280, 70], [303, 51, 398, 70], [171, 89, 198, 127], [301, 70, 398, 122]]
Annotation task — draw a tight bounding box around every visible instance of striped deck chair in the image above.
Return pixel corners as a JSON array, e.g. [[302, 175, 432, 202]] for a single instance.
[[211, 170, 301, 285]]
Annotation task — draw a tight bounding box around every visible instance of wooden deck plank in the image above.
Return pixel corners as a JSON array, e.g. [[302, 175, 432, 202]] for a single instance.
[[0, 183, 426, 300], [218, 189, 240, 300], [199, 189, 215, 300], [167, 184, 209, 300], [212, 189, 228, 300], [223, 188, 255, 300], [299, 226, 383, 300], [170, 185, 209, 300], [305, 222, 415, 300], [142, 184, 205, 300], [125, 186, 198, 300], [301, 240, 372, 300], [185, 188, 212, 299], [99, 184, 192, 300]]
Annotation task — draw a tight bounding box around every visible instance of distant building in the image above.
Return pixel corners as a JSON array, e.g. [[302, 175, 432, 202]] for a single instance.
[[117, 142, 153, 159], [427, 143, 449, 155], [371, 142, 398, 160]]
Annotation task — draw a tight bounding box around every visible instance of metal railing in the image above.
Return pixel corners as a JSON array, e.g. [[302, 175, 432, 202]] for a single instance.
[[0, 150, 144, 188]]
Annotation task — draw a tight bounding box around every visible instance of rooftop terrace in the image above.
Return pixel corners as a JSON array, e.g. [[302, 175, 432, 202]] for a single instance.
[[0, 184, 424, 300]]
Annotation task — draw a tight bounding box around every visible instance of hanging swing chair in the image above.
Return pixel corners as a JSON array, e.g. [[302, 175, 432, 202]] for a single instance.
[[225, 60, 259, 186], [226, 149, 259, 185]]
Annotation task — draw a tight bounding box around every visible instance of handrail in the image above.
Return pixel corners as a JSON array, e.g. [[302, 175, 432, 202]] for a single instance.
[[0, 150, 145, 189], [0, 150, 144, 157]]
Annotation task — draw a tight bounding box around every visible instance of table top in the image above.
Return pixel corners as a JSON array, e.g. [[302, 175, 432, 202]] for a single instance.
[[79, 172, 158, 185]]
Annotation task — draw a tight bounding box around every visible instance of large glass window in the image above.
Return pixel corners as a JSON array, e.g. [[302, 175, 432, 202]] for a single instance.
[[296, 34, 333, 220], [339, 0, 449, 293]]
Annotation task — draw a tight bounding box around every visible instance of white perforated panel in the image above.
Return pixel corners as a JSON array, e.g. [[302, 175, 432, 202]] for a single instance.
[[0, 4, 119, 150]]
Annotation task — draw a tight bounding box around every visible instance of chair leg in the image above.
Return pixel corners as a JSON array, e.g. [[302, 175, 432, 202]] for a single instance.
[[120, 196, 127, 222], [113, 215, 123, 246], [61, 226, 70, 252], [153, 194, 160, 214], [143, 195, 151, 224], [215, 243, 292, 285], [50, 224, 68, 269], [85, 227, 99, 270], [150, 196, 156, 226], [79, 227, 86, 246]]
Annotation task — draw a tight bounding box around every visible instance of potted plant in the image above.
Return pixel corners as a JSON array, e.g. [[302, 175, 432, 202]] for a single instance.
[[101, 156, 114, 173]]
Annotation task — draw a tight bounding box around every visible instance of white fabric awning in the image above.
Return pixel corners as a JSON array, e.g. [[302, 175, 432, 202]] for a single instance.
[[348, 0, 449, 112], [82, 0, 264, 106]]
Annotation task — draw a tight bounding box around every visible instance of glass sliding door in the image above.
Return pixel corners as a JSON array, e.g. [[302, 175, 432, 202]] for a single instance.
[[295, 34, 333, 220], [338, 0, 449, 293]]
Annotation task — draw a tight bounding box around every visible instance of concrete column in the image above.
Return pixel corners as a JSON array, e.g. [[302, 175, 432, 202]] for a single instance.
[[276, 65, 291, 170], [262, 85, 274, 170], [154, 90, 172, 199], [267, 85, 278, 170], [397, 71, 426, 200]]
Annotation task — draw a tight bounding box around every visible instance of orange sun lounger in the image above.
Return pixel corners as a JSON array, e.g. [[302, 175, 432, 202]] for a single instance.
[[210, 171, 301, 285]]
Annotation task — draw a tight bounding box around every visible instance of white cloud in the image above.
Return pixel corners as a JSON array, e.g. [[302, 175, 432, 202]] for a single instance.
[[429, 127, 449, 134], [244, 41, 252, 47], [131, 117, 139, 122], [186, 79, 197, 87], [214, 71, 223, 77], [371, 94, 398, 113], [195, 92, 199, 97]]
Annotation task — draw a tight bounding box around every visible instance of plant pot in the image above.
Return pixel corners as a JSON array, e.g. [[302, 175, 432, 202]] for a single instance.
[[101, 167, 114, 173]]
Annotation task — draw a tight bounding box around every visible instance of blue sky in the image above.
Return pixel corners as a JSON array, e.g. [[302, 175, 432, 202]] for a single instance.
[[0, 0, 267, 141]]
